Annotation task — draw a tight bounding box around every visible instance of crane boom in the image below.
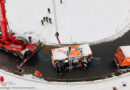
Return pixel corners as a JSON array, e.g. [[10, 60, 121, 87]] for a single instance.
[[0, 0, 8, 41]]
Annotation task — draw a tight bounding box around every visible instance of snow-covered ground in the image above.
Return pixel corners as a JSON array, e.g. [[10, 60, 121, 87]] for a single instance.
[[0, 69, 130, 90], [55, 0, 130, 44], [2, 0, 130, 90], [5, 0, 130, 45], [6, 0, 57, 44]]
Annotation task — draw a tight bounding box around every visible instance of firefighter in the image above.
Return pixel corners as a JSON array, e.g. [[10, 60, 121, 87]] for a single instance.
[[41, 19, 44, 25], [113, 87, 117, 90], [47, 8, 51, 14], [49, 18, 52, 24], [55, 32, 59, 37], [46, 16, 49, 23], [28, 36, 32, 43], [43, 17, 46, 22], [60, 0, 62, 4]]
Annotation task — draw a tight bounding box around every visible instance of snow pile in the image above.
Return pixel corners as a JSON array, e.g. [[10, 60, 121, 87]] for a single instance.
[[5, 0, 130, 45], [0, 69, 130, 90]]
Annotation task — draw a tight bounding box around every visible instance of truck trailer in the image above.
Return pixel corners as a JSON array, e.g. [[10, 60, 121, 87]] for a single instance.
[[51, 44, 93, 75]]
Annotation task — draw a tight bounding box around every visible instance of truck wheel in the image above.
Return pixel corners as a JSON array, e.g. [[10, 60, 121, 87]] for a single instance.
[[4, 48, 9, 53], [17, 52, 24, 60], [12, 52, 18, 57], [56, 60, 65, 75], [0, 46, 3, 50]]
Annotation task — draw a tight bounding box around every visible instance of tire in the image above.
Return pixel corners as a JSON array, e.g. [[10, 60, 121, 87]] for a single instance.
[[12, 52, 18, 57], [4, 48, 9, 53], [56, 60, 65, 74], [17, 52, 24, 60], [0, 46, 3, 50]]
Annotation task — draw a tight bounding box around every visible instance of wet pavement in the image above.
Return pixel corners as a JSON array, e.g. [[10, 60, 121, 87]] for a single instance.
[[0, 30, 130, 82]]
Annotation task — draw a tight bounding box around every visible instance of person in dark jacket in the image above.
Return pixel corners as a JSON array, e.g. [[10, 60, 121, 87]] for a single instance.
[[49, 18, 52, 24], [43, 17, 46, 21], [46, 16, 48, 23], [60, 0, 62, 4], [55, 32, 59, 37], [47, 8, 51, 14]]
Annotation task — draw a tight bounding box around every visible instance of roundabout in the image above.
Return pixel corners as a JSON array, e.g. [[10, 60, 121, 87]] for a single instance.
[[0, 28, 130, 82]]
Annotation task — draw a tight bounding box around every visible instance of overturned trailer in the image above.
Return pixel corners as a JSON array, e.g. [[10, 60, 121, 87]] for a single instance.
[[51, 44, 93, 75]]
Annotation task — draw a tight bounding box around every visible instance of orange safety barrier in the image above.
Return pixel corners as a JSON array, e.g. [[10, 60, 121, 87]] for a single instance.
[[34, 70, 42, 77]]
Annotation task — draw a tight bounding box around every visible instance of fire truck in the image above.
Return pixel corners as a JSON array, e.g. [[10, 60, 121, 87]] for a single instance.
[[0, 0, 39, 69], [114, 46, 130, 69], [51, 44, 93, 75]]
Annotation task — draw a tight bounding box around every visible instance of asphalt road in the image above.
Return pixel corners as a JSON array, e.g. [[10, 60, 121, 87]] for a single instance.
[[0, 30, 130, 82]]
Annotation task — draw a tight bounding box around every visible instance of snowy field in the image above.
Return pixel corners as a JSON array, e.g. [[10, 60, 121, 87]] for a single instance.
[[2, 0, 130, 90], [0, 69, 130, 90], [5, 0, 130, 45]]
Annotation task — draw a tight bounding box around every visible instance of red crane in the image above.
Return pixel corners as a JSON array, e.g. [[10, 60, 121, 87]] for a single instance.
[[0, 0, 39, 69]]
